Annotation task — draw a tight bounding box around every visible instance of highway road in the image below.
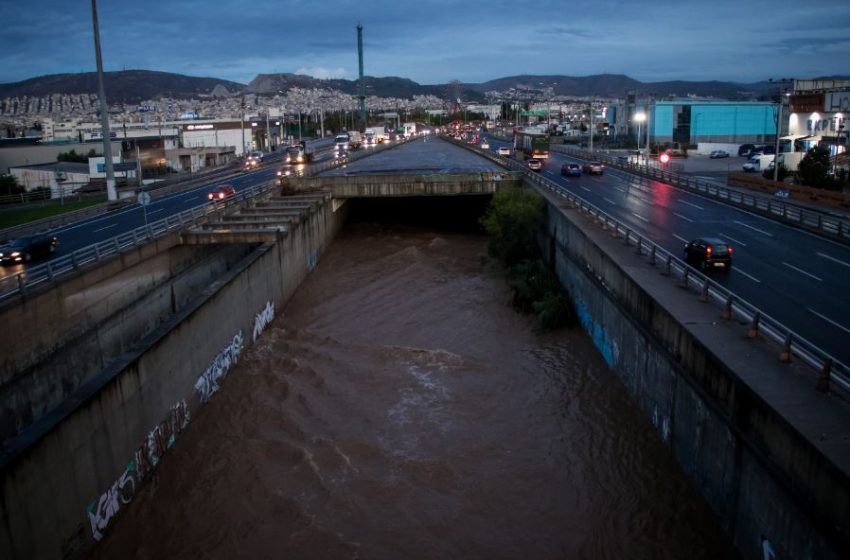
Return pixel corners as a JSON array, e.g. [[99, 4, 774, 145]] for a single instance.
[[483, 134, 850, 370]]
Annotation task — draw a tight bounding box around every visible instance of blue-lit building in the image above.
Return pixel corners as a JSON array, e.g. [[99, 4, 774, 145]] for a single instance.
[[622, 99, 778, 147]]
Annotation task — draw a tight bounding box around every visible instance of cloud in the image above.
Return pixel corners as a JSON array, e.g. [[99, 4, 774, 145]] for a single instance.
[[294, 67, 351, 80]]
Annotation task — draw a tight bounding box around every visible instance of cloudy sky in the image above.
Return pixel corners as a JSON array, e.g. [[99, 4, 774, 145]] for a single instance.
[[1, 0, 848, 86]]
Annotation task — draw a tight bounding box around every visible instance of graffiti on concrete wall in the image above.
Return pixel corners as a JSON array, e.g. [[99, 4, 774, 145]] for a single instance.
[[252, 301, 275, 343], [308, 248, 318, 271], [194, 330, 244, 404], [134, 400, 191, 477], [86, 399, 189, 541], [574, 300, 619, 368]]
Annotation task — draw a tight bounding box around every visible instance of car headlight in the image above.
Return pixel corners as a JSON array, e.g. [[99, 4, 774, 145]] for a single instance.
[[11, 251, 20, 257]]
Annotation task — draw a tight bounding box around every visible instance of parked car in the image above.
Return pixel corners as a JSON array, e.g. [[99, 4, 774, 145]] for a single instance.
[[207, 184, 236, 202], [738, 144, 756, 157], [709, 150, 729, 159], [526, 158, 543, 171], [560, 163, 582, 177], [0, 233, 58, 265], [684, 237, 733, 271], [582, 162, 604, 175], [480, 140, 490, 150], [497, 146, 512, 156]]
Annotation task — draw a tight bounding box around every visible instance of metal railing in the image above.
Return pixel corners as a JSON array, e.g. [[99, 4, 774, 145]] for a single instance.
[[551, 144, 850, 244], [520, 164, 850, 396], [0, 181, 275, 303]]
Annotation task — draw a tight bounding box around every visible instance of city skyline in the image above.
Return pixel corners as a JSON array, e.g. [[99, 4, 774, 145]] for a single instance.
[[1, 0, 849, 86]]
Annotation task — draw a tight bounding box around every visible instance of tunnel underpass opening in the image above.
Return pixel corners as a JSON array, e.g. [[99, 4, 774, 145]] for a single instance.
[[344, 195, 492, 232]]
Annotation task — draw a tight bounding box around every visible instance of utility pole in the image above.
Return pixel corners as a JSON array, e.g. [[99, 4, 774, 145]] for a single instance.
[[769, 78, 793, 182], [240, 97, 246, 156], [90, 0, 116, 201], [357, 24, 366, 130], [265, 109, 271, 150], [589, 99, 594, 152]]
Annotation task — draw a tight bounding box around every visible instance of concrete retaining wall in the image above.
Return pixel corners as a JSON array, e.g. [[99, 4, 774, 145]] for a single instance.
[[0, 237, 256, 443], [539, 189, 849, 560], [0, 195, 348, 559]]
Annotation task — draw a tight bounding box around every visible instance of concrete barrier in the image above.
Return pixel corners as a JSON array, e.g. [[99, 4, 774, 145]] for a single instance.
[[536, 183, 850, 560]]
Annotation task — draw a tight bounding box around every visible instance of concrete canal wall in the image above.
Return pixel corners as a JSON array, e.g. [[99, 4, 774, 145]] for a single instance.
[[538, 187, 849, 560], [0, 195, 348, 559]]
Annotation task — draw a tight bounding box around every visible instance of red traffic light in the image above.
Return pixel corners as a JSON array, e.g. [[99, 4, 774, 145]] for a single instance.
[[659, 153, 671, 164]]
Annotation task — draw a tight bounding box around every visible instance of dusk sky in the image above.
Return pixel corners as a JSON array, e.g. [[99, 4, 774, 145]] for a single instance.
[[1, 0, 849, 87]]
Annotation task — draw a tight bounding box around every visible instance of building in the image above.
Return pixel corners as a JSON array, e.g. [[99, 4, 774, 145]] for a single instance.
[[8, 161, 91, 198]]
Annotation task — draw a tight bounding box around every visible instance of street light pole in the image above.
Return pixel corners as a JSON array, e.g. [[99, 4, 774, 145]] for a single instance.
[[90, 0, 116, 201]]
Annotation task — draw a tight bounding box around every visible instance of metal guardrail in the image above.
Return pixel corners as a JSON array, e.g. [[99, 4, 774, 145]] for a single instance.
[[446, 136, 849, 394], [0, 181, 275, 303], [0, 135, 417, 303], [524, 163, 849, 396], [551, 144, 850, 244]]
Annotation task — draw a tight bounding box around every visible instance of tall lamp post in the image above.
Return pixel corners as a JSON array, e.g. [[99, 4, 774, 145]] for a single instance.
[[634, 112, 646, 163], [90, 0, 116, 201]]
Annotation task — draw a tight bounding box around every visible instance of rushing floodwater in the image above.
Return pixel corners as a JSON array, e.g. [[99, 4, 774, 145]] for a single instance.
[[90, 218, 740, 560]]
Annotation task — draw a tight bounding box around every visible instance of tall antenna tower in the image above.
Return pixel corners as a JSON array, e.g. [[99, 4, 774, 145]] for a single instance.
[[357, 23, 366, 130]]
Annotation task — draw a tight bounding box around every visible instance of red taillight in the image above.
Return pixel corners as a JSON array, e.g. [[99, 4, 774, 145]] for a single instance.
[[706, 246, 713, 255], [727, 247, 733, 254]]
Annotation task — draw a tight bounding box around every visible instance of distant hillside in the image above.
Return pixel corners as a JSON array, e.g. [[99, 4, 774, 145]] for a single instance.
[[0, 70, 245, 103], [5, 70, 845, 104], [466, 74, 780, 100], [244, 73, 485, 102]]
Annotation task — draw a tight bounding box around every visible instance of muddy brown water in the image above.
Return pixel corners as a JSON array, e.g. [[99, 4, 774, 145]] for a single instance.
[[90, 219, 740, 560]]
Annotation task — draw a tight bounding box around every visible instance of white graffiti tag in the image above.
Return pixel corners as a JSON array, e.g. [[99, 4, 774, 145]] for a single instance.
[[194, 330, 244, 403], [86, 461, 137, 541], [252, 301, 275, 342]]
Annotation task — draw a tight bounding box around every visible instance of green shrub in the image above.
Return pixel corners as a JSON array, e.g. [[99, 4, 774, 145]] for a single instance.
[[481, 186, 577, 331]]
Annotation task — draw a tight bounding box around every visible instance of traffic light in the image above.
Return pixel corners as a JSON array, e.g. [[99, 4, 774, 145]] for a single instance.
[[659, 153, 671, 164]]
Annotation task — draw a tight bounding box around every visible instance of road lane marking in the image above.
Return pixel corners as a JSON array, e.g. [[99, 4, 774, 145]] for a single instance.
[[673, 212, 693, 222], [817, 252, 850, 268], [734, 220, 773, 236], [631, 212, 649, 223], [603, 198, 617, 205], [581, 186, 592, 193], [808, 308, 850, 335], [148, 208, 165, 214], [782, 262, 822, 281], [720, 233, 746, 246], [93, 224, 117, 233], [732, 266, 760, 283], [680, 200, 705, 210], [673, 234, 689, 244]]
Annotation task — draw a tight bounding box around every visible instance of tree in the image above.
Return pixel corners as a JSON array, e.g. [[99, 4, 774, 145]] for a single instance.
[[57, 148, 99, 163], [0, 174, 25, 196], [479, 186, 546, 266], [796, 146, 837, 189]]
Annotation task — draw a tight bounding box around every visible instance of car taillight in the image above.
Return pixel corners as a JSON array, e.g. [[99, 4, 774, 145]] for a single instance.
[[706, 246, 713, 255], [727, 247, 733, 254]]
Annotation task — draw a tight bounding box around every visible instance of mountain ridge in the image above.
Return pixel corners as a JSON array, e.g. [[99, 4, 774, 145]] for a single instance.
[[2, 69, 842, 104]]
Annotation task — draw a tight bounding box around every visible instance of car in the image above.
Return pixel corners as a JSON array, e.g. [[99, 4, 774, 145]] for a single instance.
[[742, 158, 760, 172], [560, 163, 582, 177], [684, 237, 733, 271], [738, 144, 756, 157], [207, 184, 236, 202], [497, 146, 512, 156], [526, 158, 543, 171], [709, 150, 729, 159], [582, 162, 604, 175], [0, 233, 58, 265], [480, 140, 490, 150], [244, 158, 260, 170]]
